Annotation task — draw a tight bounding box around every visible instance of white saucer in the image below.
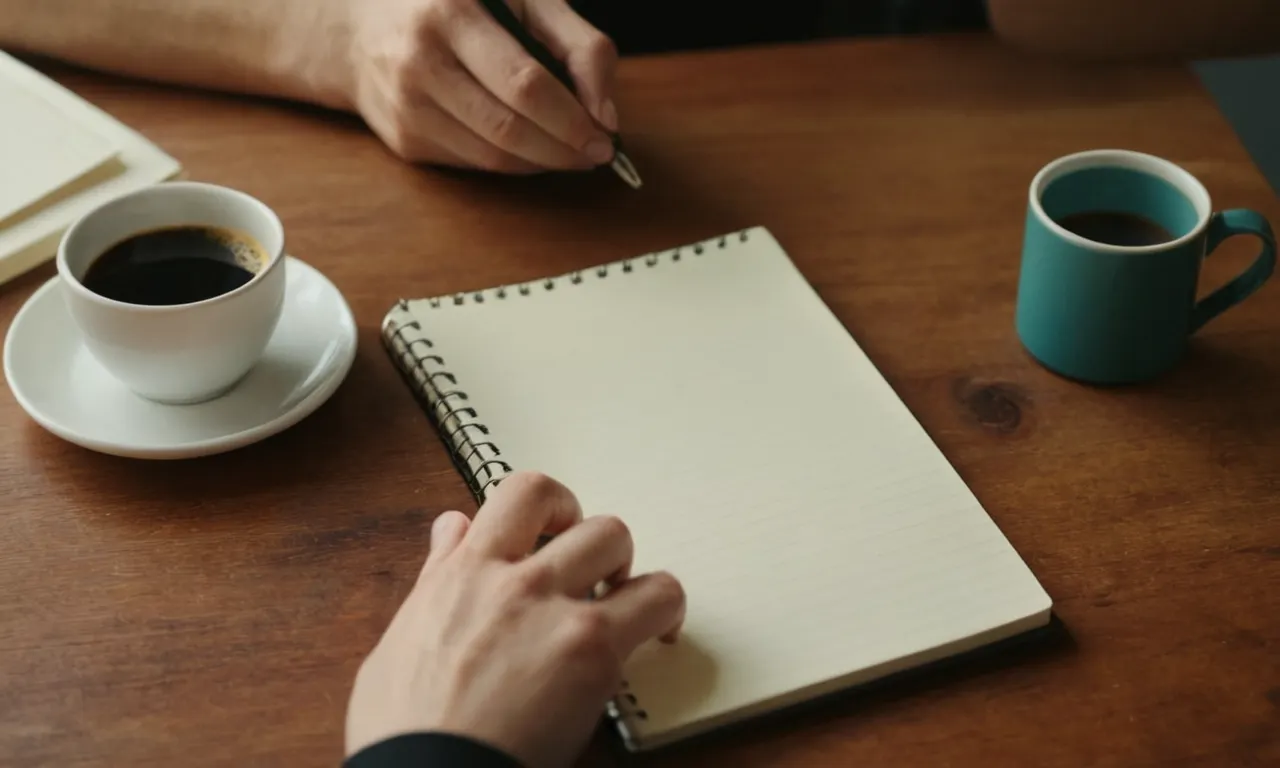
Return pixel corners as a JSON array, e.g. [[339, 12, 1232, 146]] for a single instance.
[[3, 256, 357, 459]]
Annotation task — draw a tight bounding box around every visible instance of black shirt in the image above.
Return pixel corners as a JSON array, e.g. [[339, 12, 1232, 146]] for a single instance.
[[345, 733, 522, 768], [572, 0, 989, 55]]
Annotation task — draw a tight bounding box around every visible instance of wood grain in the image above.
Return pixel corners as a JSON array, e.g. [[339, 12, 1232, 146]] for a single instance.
[[2, 32, 1278, 768]]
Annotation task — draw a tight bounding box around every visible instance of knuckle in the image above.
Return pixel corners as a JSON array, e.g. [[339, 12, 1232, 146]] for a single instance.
[[562, 606, 613, 657], [408, 0, 448, 35], [510, 560, 555, 595], [507, 61, 551, 109], [583, 31, 617, 64], [504, 470, 567, 506]]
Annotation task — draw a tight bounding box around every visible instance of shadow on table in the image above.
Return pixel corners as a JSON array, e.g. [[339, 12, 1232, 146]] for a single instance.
[[1131, 340, 1280, 436], [20, 327, 390, 517], [610, 615, 1076, 765], [1092, 338, 1280, 501], [417, 139, 753, 245]]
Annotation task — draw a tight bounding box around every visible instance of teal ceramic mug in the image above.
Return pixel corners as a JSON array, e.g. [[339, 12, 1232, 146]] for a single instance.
[[1015, 149, 1276, 384]]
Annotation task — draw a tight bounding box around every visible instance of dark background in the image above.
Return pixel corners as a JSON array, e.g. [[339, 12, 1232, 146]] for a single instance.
[[566, 1, 1280, 202], [570, 0, 989, 55]]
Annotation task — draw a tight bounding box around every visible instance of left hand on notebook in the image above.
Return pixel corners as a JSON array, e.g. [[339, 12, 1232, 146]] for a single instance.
[[345, 471, 685, 768]]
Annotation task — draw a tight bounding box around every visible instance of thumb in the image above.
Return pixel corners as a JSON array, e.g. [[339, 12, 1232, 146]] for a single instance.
[[420, 510, 471, 575], [525, 1, 619, 131]]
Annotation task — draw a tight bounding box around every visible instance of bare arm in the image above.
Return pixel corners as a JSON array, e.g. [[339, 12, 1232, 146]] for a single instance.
[[987, 0, 1280, 62], [0, 0, 353, 109], [0, 0, 620, 174]]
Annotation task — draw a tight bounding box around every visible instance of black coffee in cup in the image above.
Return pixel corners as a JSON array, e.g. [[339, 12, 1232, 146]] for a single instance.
[[81, 225, 269, 306], [1053, 210, 1174, 248]]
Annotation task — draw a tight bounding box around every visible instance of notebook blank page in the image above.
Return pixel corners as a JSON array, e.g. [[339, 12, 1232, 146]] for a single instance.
[[408, 228, 1051, 747]]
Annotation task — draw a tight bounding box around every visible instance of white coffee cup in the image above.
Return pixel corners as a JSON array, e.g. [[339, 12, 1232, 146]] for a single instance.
[[56, 181, 286, 405]]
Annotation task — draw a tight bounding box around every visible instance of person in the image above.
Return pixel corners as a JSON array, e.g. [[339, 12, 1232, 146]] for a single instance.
[[2, 1, 1277, 177], [3, 3, 1279, 767], [343, 471, 686, 768]]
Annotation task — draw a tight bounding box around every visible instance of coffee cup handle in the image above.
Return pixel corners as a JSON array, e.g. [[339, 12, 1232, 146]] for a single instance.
[[1189, 209, 1277, 333]]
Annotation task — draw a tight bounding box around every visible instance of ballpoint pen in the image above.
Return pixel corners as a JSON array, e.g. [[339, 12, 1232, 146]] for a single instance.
[[477, 0, 643, 189]]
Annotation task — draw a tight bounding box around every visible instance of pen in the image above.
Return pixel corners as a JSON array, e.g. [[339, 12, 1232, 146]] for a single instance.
[[477, 0, 643, 189]]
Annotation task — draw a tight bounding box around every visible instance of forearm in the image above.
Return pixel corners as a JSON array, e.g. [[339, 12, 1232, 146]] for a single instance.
[[0, 0, 353, 109], [988, 0, 1280, 62]]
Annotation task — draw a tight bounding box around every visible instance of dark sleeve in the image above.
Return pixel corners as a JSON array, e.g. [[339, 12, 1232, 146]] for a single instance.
[[344, 733, 524, 768]]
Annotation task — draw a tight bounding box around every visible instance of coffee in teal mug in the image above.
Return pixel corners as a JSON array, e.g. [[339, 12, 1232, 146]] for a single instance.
[[1015, 149, 1276, 384]]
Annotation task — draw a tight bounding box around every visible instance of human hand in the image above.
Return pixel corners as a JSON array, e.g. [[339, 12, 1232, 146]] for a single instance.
[[340, 0, 619, 174], [345, 471, 686, 768]]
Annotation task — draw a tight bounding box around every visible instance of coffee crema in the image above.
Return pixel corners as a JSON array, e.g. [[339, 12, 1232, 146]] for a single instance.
[[81, 225, 269, 306], [1053, 210, 1174, 248]]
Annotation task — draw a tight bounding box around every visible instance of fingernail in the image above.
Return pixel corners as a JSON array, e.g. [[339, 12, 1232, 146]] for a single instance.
[[600, 99, 619, 132], [585, 138, 614, 164]]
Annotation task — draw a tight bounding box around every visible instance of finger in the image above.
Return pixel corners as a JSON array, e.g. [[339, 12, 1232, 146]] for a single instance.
[[531, 515, 633, 597], [445, 3, 614, 165], [428, 53, 598, 170], [523, 0, 619, 130], [359, 59, 543, 173], [467, 471, 584, 559], [597, 571, 686, 657], [401, 96, 546, 173], [423, 510, 471, 570]]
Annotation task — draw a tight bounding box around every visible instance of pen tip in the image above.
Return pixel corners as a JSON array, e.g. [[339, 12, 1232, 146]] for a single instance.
[[611, 153, 643, 190]]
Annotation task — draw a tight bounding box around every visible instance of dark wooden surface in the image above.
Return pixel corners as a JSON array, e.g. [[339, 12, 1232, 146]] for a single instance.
[[2, 32, 1278, 768]]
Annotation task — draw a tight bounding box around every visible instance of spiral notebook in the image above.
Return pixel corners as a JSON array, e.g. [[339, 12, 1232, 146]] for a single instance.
[[381, 227, 1053, 752]]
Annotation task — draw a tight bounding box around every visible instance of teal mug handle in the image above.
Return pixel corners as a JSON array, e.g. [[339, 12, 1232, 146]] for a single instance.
[[1189, 209, 1276, 333]]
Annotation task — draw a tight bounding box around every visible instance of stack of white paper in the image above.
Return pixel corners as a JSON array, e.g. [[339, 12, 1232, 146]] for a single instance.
[[0, 51, 182, 286]]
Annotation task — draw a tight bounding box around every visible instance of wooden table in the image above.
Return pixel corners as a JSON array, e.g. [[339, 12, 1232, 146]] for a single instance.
[[2, 32, 1277, 768]]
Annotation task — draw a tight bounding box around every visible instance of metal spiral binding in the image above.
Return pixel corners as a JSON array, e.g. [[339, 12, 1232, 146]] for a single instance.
[[604, 684, 649, 732], [419, 228, 752, 309], [381, 314, 512, 500], [384, 229, 752, 502]]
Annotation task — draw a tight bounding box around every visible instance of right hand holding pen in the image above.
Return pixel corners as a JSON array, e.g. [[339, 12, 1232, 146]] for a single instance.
[[342, 0, 619, 173], [345, 471, 686, 768]]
